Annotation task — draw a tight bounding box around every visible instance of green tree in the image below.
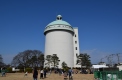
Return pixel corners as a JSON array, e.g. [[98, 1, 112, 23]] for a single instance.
[[76, 54, 83, 68], [82, 53, 91, 68], [76, 53, 91, 68], [45, 54, 60, 68], [62, 61, 67, 68], [51, 54, 60, 68], [45, 55, 52, 68]]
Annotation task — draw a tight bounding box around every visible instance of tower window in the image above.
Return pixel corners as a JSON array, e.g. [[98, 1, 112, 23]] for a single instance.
[[75, 41, 77, 44], [75, 34, 76, 37], [75, 47, 77, 50]]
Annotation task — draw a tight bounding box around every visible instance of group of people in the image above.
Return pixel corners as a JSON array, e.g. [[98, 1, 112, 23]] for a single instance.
[[63, 68, 73, 80], [40, 68, 47, 79], [33, 68, 47, 80], [54, 68, 73, 80], [32, 67, 73, 80]]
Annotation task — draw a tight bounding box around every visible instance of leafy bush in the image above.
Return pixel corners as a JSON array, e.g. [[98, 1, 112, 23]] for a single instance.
[[7, 67, 15, 73], [63, 67, 69, 72], [25, 68, 33, 73]]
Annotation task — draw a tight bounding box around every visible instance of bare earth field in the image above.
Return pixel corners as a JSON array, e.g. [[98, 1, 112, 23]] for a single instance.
[[0, 73, 95, 80]]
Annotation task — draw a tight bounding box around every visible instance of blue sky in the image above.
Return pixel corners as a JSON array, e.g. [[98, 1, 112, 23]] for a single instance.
[[0, 0, 122, 64]]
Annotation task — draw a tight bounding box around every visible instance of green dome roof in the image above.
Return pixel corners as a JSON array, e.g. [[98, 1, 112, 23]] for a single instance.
[[47, 20, 71, 27], [46, 15, 71, 27], [44, 15, 74, 35]]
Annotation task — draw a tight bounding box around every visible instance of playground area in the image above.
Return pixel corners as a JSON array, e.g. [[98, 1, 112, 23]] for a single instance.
[[0, 73, 94, 80]]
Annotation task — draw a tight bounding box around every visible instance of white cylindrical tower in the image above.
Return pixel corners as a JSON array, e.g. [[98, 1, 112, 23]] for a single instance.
[[44, 15, 74, 68]]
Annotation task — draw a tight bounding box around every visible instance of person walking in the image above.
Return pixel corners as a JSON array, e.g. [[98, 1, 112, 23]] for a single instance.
[[33, 68, 38, 80], [68, 68, 72, 79], [40, 69, 43, 79]]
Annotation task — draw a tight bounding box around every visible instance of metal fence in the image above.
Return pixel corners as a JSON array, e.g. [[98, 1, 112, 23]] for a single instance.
[[94, 71, 122, 80]]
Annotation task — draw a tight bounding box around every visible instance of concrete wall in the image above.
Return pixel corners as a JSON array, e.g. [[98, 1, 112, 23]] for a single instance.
[[44, 30, 74, 68], [73, 28, 80, 67]]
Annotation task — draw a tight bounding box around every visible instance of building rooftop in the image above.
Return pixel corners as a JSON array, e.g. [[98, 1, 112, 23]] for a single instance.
[[44, 15, 74, 35], [46, 15, 71, 27]]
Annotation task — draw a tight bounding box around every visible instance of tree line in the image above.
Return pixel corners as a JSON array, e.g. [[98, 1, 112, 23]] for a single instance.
[[0, 50, 91, 69]]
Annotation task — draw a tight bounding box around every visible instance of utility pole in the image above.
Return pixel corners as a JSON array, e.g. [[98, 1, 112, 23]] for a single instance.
[[106, 56, 110, 67], [116, 53, 120, 64], [111, 54, 115, 67]]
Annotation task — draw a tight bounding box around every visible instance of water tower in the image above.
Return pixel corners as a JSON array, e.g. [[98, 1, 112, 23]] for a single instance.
[[44, 15, 80, 68]]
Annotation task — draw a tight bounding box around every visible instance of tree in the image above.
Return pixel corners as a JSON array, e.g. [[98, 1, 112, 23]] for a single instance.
[[76, 53, 91, 68], [51, 54, 60, 68], [0, 54, 4, 67], [76, 54, 83, 68], [62, 61, 67, 69], [82, 53, 91, 68], [38, 54, 44, 67], [45, 54, 60, 68], [45, 55, 52, 68], [11, 50, 44, 68]]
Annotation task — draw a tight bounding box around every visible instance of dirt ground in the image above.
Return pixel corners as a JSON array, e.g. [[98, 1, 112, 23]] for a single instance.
[[0, 73, 95, 80]]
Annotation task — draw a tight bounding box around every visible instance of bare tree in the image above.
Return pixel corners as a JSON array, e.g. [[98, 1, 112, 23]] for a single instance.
[[116, 53, 120, 64], [11, 50, 44, 68], [0, 54, 4, 67]]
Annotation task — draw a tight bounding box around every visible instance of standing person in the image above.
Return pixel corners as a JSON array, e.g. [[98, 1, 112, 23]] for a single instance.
[[59, 68, 62, 76], [40, 69, 43, 79], [43, 68, 47, 78], [48, 68, 51, 75], [24, 71, 28, 76], [33, 68, 38, 80], [68, 68, 72, 79]]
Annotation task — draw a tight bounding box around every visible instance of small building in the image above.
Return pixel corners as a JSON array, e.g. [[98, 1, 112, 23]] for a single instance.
[[91, 65, 108, 71], [117, 63, 122, 71]]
